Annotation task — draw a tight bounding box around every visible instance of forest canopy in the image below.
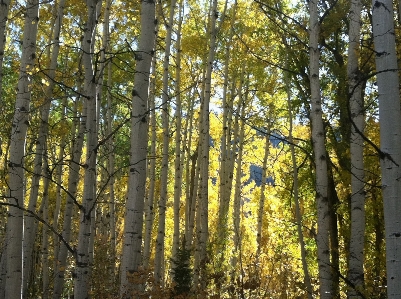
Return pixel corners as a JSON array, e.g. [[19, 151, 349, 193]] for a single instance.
[[0, 0, 400, 298]]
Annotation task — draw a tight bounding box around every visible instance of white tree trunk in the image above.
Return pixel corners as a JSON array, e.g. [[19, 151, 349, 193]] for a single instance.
[[309, 0, 332, 297], [196, 0, 219, 287], [74, 1, 100, 297], [5, 1, 39, 297], [23, 0, 66, 293], [348, 0, 365, 298], [119, 0, 156, 296], [154, 0, 177, 285], [217, 1, 237, 266], [372, 1, 401, 297], [143, 54, 157, 270]]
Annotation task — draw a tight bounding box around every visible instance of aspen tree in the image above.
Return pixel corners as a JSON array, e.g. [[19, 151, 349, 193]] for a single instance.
[[106, 62, 117, 288], [119, 0, 156, 295], [4, 0, 39, 297], [143, 54, 157, 270], [217, 0, 237, 267], [103, 0, 115, 283], [372, 1, 401, 297], [308, 0, 332, 297], [195, 0, 219, 287], [74, 0, 101, 297], [231, 82, 247, 276], [154, 0, 177, 285], [347, 0, 365, 297], [22, 0, 66, 294]]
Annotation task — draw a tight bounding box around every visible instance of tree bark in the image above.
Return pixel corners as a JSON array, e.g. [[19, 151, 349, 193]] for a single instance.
[[143, 54, 157, 270], [348, 1, 365, 297], [308, 0, 332, 297], [216, 0, 237, 269], [119, 0, 156, 295], [195, 0, 219, 287], [73, 0, 101, 297], [154, 0, 177, 285], [372, 1, 401, 297], [5, 1, 39, 297], [23, 0, 66, 294]]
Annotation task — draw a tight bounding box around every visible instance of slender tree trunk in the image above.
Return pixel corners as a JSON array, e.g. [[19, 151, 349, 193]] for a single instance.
[[184, 95, 196, 251], [143, 54, 157, 270], [287, 86, 313, 299], [196, 0, 219, 287], [23, 1, 66, 294], [104, 16, 116, 288], [154, 0, 177, 285], [308, 0, 332, 297], [119, 0, 156, 295], [186, 145, 199, 251], [372, 1, 401, 297], [231, 90, 246, 279], [4, 1, 39, 297], [74, 1, 100, 297], [40, 157, 50, 299], [347, 4, 365, 297], [52, 98, 67, 273], [216, 1, 237, 269]]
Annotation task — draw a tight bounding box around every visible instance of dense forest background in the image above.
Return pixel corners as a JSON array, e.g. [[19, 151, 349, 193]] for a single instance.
[[1, 0, 401, 298]]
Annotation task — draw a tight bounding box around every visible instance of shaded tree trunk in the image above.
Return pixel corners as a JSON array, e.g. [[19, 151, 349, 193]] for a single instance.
[[347, 1, 365, 297], [73, 1, 101, 297], [154, 0, 177, 285], [23, 0, 66, 294], [40, 157, 50, 299], [143, 54, 157, 270], [172, 0, 184, 266]]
